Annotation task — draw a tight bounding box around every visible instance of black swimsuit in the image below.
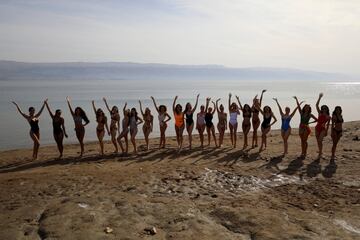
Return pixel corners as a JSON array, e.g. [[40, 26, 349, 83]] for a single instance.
[[30, 118, 40, 134], [261, 115, 271, 129], [53, 118, 62, 135], [205, 113, 213, 128], [186, 112, 194, 126]]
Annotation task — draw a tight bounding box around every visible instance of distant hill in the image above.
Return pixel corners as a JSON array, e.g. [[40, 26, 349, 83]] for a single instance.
[[0, 60, 354, 81]]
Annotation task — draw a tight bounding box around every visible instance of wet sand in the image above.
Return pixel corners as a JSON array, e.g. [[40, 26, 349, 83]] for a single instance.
[[0, 122, 359, 239]]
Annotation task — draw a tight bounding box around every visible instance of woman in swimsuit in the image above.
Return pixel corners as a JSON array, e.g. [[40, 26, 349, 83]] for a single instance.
[[331, 106, 343, 160], [205, 98, 218, 147], [255, 103, 277, 152], [12, 100, 46, 160], [129, 107, 143, 154], [294, 96, 317, 158], [196, 103, 207, 148], [66, 97, 90, 157], [173, 96, 185, 150], [252, 90, 266, 148], [273, 98, 301, 155], [184, 94, 200, 149], [151, 96, 171, 149], [236, 97, 252, 149], [117, 103, 131, 154], [44, 99, 68, 158], [103, 97, 122, 153], [139, 100, 154, 151], [215, 99, 227, 147], [228, 93, 240, 148], [92, 101, 110, 155], [315, 93, 331, 159]]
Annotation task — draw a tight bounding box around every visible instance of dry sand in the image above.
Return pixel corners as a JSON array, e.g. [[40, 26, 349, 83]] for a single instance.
[[0, 122, 359, 240]]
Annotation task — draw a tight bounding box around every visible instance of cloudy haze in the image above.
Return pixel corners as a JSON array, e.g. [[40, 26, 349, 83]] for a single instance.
[[0, 0, 359, 74]]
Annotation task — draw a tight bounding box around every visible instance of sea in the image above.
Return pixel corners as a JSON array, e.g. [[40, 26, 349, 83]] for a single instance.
[[0, 79, 359, 150]]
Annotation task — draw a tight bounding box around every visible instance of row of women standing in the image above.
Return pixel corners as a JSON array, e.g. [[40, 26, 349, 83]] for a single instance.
[[12, 90, 343, 161]]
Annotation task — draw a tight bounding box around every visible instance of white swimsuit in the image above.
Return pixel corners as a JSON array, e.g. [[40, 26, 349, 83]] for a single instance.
[[229, 112, 238, 126]]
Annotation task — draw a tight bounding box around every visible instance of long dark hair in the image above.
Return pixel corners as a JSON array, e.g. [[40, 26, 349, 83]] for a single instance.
[[96, 108, 106, 123], [75, 107, 89, 124], [321, 105, 330, 116], [184, 102, 191, 113], [175, 104, 182, 114], [301, 104, 311, 116], [131, 107, 138, 120], [244, 104, 252, 117], [332, 106, 343, 122]]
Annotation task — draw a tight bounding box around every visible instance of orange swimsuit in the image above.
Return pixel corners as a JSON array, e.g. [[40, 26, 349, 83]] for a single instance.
[[174, 113, 184, 128]]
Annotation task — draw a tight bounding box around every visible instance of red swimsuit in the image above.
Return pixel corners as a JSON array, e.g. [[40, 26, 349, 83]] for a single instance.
[[315, 114, 329, 133]]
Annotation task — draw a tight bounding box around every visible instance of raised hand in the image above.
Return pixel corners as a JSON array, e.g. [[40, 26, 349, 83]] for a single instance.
[[273, 98, 278, 101], [262, 89, 267, 93], [66, 96, 71, 101], [319, 93, 324, 98], [235, 95, 240, 100], [197, 94, 200, 98]]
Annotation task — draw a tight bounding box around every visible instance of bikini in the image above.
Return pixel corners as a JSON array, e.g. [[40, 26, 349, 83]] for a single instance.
[[174, 112, 184, 128], [30, 118, 40, 135], [229, 112, 238, 126], [205, 113, 213, 128], [281, 116, 291, 132], [129, 116, 138, 133], [218, 113, 227, 128], [242, 111, 251, 128], [332, 114, 343, 134], [252, 107, 260, 125], [110, 113, 119, 131], [261, 115, 272, 129], [185, 112, 194, 126], [96, 116, 106, 134]]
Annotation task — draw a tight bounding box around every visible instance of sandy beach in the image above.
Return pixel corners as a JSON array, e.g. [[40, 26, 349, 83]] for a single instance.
[[0, 121, 359, 240]]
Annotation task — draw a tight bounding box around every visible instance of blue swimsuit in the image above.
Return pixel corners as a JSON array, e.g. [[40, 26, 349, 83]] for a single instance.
[[281, 116, 291, 131]]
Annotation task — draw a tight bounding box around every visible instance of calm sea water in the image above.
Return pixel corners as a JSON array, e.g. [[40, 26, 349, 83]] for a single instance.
[[0, 79, 359, 150]]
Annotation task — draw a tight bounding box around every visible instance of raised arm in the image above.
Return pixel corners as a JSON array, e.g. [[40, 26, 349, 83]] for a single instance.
[[236, 95, 243, 110], [103, 97, 112, 113], [205, 98, 210, 112], [91, 100, 97, 115], [44, 99, 54, 118], [215, 98, 221, 113], [293, 96, 302, 115], [256, 103, 264, 115], [211, 101, 216, 114], [290, 101, 304, 118], [139, 100, 145, 116], [172, 96, 178, 113], [191, 94, 200, 113], [150, 96, 159, 113], [316, 93, 323, 114], [35, 100, 46, 118], [273, 98, 284, 117], [228, 93, 232, 111], [259, 89, 266, 106], [123, 102, 127, 115], [11, 101, 28, 119], [66, 97, 75, 116]]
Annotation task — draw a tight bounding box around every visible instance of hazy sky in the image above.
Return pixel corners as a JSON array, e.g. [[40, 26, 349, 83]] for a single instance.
[[0, 0, 359, 74]]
